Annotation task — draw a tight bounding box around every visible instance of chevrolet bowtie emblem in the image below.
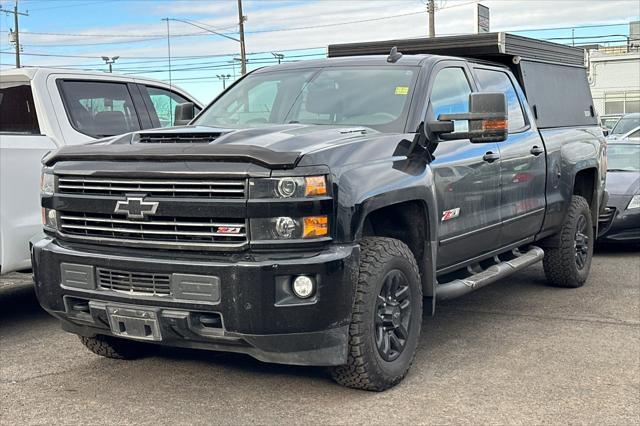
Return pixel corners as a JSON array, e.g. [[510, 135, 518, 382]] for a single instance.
[[114, 197, 159, 220]]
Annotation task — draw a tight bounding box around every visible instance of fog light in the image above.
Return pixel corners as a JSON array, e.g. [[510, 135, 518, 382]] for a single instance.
[[292, 275, 315, 299]]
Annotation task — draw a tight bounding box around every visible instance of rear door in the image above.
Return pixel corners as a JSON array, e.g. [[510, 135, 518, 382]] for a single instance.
[[0, 79, 56, 273], [427, 63, 503, 270], [472, 66, 546, 245]]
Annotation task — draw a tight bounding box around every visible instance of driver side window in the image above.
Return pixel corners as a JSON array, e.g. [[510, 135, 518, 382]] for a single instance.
[[430, 67, 472, 119]]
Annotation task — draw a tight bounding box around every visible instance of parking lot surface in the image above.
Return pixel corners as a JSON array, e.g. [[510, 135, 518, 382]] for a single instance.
[[1, 247, 639, 425]]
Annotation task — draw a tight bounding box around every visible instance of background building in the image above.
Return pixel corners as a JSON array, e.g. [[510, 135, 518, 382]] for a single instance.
[[588, 21, 640, 121]]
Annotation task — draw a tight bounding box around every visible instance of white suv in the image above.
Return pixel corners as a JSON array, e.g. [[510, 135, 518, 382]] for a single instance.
[[0, 67, 203, 274]]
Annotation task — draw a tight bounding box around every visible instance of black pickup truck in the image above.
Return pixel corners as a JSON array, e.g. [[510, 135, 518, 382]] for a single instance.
[[32, 33, 606, 391]]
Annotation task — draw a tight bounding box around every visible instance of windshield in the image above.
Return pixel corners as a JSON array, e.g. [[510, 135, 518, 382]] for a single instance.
[[607, 144, 640, 171], [611, 114, 640, 135], [193, 66, 418, 133]]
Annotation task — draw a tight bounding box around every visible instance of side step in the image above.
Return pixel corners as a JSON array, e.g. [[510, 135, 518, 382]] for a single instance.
[[436, 246, 544, 301]]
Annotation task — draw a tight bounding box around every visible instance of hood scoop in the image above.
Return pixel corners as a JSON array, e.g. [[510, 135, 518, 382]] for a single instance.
[[135, 132, 226, 144]]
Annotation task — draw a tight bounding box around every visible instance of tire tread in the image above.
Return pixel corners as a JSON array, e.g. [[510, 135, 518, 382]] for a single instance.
[[330, 237, 422, 391]]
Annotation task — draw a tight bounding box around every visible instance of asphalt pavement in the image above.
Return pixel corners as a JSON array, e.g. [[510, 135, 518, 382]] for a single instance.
[[1, 246, 639, 425]]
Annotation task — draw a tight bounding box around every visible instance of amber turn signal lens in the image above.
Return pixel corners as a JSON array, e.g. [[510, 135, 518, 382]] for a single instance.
[[304, 176, 327, 196], [482, 119, 508, 131], [303, 215, 328, 238]]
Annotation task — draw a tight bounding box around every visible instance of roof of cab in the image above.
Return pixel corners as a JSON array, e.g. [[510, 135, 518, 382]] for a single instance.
[[252, 54, 439, 73], [0, 66, 171, 86]]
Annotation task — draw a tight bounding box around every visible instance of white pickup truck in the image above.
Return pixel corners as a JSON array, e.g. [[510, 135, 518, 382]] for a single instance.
[[0, 67, 203, 274]]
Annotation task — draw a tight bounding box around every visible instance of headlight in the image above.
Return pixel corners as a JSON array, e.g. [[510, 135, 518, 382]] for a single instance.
[[42, 208, 58, 230], [249, 176, 327, 199], [40, 169, 55, 195], [250, 215, 328, 240], [627, 194, 640, 210]]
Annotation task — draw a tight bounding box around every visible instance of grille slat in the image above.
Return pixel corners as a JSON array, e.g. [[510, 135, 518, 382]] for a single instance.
[[59, 213, 247, 249], [60, 215, 241, 228], [60, 223, 246, 238], [97, 268, 171, 296], [58, 176, 246, 199]]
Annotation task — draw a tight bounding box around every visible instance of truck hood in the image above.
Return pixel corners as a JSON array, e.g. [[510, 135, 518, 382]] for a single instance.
[[45, 124, 380, 169]]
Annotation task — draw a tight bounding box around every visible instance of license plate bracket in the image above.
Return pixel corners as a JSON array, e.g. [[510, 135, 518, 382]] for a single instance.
[[106, 306, 162, 341]]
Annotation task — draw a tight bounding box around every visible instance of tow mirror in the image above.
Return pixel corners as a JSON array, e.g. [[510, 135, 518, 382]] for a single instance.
[[428, 92, 508, 143], [174, 102, 196, 126]]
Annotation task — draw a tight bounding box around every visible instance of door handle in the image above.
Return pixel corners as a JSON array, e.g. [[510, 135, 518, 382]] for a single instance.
[[482, 151, 500, 163], [530, 146, 545, 156]]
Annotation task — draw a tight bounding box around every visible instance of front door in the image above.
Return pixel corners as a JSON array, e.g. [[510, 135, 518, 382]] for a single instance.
[[472, 67, 546, 245], [427, 65, 502, 270]]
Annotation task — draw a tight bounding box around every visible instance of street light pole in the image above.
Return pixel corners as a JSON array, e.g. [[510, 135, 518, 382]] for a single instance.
[[164, 17, 247, 75], [216, 74, 231, 89], [101, 56, 119, 73], [271, 52, 284, 64]]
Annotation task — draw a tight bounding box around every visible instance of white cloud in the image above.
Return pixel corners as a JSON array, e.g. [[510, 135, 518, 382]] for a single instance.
[[2, 0, 638, 102]]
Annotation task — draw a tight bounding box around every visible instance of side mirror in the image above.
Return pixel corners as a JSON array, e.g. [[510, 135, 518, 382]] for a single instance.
[[174, 102, 196, 126], [602, 128, 610, 137], [428, 92, 508, 143]]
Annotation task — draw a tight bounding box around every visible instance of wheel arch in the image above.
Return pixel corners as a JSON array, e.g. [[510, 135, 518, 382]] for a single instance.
[[572, 166, 600, 224], [355, 196, 438, 304]]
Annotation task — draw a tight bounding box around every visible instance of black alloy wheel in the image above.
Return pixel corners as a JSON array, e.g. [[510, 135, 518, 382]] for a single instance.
[[375, 270, 412, 362]]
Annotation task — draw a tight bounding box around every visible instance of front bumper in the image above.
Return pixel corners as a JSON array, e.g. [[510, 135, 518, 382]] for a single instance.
[[32, 238, 359, 366], [598, 198, 640, 243]]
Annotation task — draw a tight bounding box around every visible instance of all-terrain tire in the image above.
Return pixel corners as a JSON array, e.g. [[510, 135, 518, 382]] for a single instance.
[[330, 237, 423, 391], [79, 335, 150, 360], [543, 195, 594, 288]]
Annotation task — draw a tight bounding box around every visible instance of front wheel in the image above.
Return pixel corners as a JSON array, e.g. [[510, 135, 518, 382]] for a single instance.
[[330, 237, 423, 391], [79, 335, 151, 360], [543, 195, 594, 288]]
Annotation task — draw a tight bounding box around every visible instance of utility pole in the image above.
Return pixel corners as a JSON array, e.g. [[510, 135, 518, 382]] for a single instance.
[[427, 0, 435, 38], [1, 1, 29, 68], [237, 0, 247, 75]]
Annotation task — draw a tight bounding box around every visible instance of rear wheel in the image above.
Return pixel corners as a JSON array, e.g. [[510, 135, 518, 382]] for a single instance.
[[543, 195, 594, 288], [79, 335, 150, 360], [330, 237, 422, 391]]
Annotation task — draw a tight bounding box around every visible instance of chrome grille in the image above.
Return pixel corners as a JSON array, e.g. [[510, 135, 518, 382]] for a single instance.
[[97, 268, 171, 296], [59, 212, 247, 249], [58, 176, 245, 198]]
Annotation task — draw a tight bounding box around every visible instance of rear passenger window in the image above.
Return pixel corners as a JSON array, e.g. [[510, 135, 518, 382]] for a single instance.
[[59, 80, 140, 138], [144, 86, 201, 127], [0, 81, 40, 134], [474, 68, 527, 131]]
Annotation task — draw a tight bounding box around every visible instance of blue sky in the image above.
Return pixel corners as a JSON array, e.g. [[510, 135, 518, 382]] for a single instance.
[[1, 0, 638, 103]]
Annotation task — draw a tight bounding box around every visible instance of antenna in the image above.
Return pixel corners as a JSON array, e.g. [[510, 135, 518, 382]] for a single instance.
[[387, 46, 403, 63]]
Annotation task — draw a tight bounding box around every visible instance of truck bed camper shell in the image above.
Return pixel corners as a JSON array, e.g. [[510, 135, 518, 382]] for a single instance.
[[328, 33, 597, 129]]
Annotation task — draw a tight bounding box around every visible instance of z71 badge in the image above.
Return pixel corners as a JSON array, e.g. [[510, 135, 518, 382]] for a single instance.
[[441, 208, 461, 222]]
